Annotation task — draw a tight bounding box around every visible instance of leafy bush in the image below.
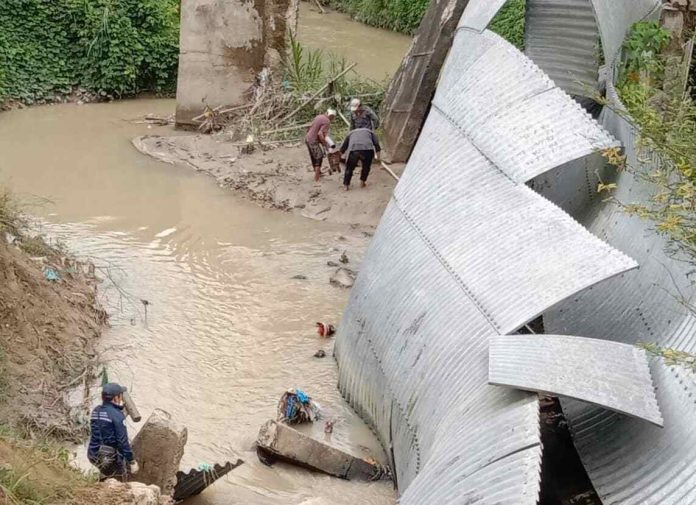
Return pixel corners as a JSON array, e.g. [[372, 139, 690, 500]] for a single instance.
[[622, 21, 671, 83], [0, 0, 179, 103], [327, 0, 526, 48]]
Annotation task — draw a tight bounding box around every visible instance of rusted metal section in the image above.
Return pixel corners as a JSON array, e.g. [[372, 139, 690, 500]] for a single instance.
[[381, 0, 470, 163]]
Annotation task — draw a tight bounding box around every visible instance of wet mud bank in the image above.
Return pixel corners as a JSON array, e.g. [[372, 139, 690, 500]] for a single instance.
[[133, 134, 403, 230]]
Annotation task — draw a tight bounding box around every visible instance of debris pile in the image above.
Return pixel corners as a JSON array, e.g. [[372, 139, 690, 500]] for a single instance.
[[277, 388, 321, 424]]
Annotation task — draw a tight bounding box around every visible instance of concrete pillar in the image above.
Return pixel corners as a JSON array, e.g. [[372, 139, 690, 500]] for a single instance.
[[381, 0, 471, 163], [175, 0, 298, 127]]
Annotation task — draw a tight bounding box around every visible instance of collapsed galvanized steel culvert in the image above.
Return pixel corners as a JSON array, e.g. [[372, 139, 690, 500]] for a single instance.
[[335, 1, 696, 503]]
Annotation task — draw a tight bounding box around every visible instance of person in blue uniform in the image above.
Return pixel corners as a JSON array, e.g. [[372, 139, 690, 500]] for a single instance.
[[87, 383, 138, 481]]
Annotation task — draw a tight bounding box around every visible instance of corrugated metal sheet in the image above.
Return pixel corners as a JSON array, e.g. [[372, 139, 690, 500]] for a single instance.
[[395, 110, 636, 334], [434, 28, 618, 184], [525, 0, 600, 97], [590, 0, 662, 66], [173, 460, 243, 501], [334, 24, 638, 502], [537, 74, 696, 504], [458, 0, 508, 32], [488, 334, 663, 426]]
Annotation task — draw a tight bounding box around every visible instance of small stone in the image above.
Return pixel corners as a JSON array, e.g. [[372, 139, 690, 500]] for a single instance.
[[314, 350, 326, 358], [292, 274, 308, 280], [339, 251, 349, 264], [330, 268, 356, 289], [327, 261, 339, 267]]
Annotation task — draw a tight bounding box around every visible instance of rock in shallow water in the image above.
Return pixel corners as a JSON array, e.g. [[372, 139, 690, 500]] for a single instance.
[[329, 268, 356, 289]]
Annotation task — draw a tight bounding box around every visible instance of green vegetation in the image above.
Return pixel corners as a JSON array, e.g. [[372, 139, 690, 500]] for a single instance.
[[0, 426, 105, 505], [326, 0, 527, 48], [0, 0, 179, 104], [327, 0, 429, 34], [489, 0, 526, 50], [640, 343, 696, 372], [600, 21, 696, 262], [231, 36, 386, 141]]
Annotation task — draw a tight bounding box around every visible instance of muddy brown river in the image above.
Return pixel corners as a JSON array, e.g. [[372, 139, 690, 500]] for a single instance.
[[0, 99, 395, 504], [298, 3, 412, 81]]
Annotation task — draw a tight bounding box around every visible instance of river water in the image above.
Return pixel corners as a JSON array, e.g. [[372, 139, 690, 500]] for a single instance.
[[0, 6, 409, 503], [0, 100, 395, 504], [298, 3, 412, 81]]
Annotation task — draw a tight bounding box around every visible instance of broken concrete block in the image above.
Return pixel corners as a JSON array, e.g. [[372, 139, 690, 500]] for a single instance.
[[257, 420, 390, 481], [131, 409, 188, 496], [329, 268, 356, 289]]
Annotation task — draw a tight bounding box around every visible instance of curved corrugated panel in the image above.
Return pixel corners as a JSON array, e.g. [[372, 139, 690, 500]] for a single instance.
[[589, 0, 662, 65], [435, 28, 618, 184], [539, 75, 696, 503], [525, 0, 600, 97], [334, 26, 638, 501], [488, 334, 663, 426], [458, 0, 508, 31]]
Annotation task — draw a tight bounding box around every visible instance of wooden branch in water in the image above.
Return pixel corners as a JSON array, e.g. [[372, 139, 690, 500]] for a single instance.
[[272, 63, 357, 123], [314, 0, 326, 14]]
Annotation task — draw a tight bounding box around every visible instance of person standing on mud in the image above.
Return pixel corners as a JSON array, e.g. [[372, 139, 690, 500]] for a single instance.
[[339, 128, 381, 190], [87, 383, 138, 481], [349, 98, 379, 131], [306, 109, 337, 182]]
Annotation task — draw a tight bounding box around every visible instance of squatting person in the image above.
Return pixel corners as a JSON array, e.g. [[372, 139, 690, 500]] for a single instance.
[[349, 98, 379, 131], [305, 108, 337, 182], [87, 382, 138, 481], [339, 127, 381, 190]]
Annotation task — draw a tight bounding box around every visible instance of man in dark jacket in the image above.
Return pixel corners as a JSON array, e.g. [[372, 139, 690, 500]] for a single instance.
[[340, 128, 381, 190], [88, 383, 138, 481], [349, 98, 379, 131]]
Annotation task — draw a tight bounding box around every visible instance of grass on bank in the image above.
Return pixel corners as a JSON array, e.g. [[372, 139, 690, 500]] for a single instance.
[[0, 425, 107, 505], [325, 0, 527, 47]]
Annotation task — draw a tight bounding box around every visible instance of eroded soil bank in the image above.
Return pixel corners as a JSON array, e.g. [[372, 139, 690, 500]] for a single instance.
[[0, 237, 104, 440]]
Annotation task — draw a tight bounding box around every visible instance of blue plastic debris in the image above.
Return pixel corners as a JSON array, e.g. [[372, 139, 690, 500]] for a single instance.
[[44, 268, 60, 281]]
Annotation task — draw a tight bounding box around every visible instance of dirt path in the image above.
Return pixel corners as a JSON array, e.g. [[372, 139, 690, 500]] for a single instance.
[[133, 134, 404, 230]]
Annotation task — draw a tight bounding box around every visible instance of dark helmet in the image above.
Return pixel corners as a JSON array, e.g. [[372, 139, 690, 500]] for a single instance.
[[102, 382, 125, 399]]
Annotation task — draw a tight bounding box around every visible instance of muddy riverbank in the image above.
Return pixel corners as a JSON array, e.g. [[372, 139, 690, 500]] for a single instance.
[[133, 134, 403, 229]]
